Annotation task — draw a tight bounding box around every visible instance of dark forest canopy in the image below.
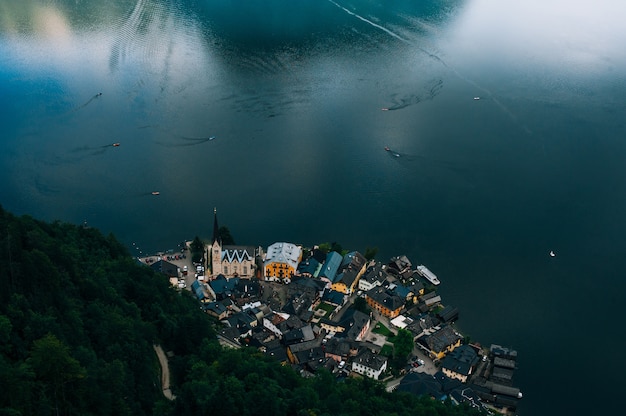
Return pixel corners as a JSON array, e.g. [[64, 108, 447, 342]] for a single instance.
[[0, 206, 481, 416]]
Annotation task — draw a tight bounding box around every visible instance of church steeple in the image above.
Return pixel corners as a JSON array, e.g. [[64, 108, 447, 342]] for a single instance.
[[212, 207, 220, 244]]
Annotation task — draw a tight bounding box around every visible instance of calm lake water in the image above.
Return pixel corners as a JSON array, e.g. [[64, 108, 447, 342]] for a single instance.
[[2, 0, 626, 414]]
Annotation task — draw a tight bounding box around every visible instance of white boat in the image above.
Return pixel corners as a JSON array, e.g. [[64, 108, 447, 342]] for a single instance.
[[473, 97, 481, 100], [416, 265, 440, 285], [549, 250, 556, 257]]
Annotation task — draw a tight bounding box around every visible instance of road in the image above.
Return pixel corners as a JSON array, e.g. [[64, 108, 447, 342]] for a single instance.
[[153, 344, 176, 400]]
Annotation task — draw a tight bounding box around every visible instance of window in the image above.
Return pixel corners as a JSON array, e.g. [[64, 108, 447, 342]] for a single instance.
[[224, 266, 228, 274]]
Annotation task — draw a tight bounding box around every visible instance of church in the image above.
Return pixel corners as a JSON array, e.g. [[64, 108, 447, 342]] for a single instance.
[[209, 209, 263, 279]]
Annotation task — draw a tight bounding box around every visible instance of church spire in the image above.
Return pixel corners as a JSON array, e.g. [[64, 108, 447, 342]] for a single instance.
[[212, 207, 220, 244]]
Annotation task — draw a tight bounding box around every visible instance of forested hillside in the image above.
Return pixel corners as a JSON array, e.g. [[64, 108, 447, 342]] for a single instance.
[[0, 206, 482, 416]]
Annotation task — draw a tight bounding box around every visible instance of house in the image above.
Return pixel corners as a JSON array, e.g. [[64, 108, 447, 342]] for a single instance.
[[208, 274, 238, 300], [150, 260, 179, 279], [318, 251, 343, 283], [217, 326, 243, 349], [287, 276, 326, 304], [203, 301, 228, 320], [387, 255, 412, 275], [321, 290, 346, 307], [286, 338, 322, 364], [396, 372, 445, 400], [437, 306, 459, 323], [441, 345, 479, 383], [418, 325, 463, 360], [365, 287, 405, 318], [358, 262, 389, 292], [297, 256, 322, 277], [190, 280, 208, 302], [264, 242, 302, 282], [323, 337, 352, 363], [351, 349, 387, 380], [390, 315, 414, 330], [331, 251, 367, 295], [319, 308, 370, 342], [283, 324, 316, 346]]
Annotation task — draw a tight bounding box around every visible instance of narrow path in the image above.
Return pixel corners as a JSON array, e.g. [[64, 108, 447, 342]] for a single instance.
[[153, 344, 176, 400]]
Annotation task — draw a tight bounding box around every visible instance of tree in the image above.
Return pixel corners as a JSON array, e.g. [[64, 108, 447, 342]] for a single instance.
[[353, 296, 370, 314], [364, 246, 378, 260], [392, 329, 414, 369], [27, 334, 86, 415], [190, 236, 205, 263], [217, 226, 235, 245]]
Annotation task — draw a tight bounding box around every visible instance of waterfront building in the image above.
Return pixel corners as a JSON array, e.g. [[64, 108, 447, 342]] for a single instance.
[[441, 345, 479, 383], [264, 242, 302, 282], [358, 262, 389, 292], [318, 251, 343, 283], [418, 325, 463, 360], [331, 251, 367, 294]]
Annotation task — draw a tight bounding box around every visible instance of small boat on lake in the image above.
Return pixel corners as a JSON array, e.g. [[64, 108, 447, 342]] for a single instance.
[[381, 108, 389, 111], [112, 143, 120, 147], [385, 146, 390, 151], [151, 191, 160, 196], [549, 250, 556, 257], [209, 136, 216, 140], [473, 97, 481, 100]]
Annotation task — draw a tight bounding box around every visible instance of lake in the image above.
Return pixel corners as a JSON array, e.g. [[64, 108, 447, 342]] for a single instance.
[[2, 0, 626, 414]]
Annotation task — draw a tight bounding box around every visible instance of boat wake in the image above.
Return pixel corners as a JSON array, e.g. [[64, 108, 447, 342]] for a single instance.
[[138, 125, 218, 147], [328, 0, 532, 135], [381, 79, 443, 111], [64, 92, 103, 115]]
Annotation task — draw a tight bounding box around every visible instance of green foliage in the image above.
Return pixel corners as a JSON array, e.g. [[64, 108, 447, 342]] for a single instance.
[[190, 236, 205, 263], [353, 296, 370, 314], [364, 246, 378, 260], [217, 226, 235, 245], [372, 322, 394, 337], [392, 329, 415, 368]]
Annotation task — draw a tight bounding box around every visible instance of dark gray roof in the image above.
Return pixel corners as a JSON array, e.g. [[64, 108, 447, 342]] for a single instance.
[[366, 287, 405, 312], [397, 372, 445, 399], [323, 338, 351, 358], [353, 349, 387, 371], [437, 306, 459, 323], [361, 263, 390, 285], [334, 309, 370, 341], [150, 260, 178, 277], [204, 301, 227, 315], [419, 326, 463, 353], [322, 289, 345, 306]]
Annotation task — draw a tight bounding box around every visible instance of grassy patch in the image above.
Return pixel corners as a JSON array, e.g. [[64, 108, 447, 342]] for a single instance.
[[315, 302, 335, 314], [372, 322, 393, 337]]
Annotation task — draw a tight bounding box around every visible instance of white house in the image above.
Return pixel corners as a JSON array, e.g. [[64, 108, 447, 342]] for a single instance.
[[351, 350, 388, 380]]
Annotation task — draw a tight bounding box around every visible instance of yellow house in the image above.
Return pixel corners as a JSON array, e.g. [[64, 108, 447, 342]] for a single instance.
[[330, 251, 367, 295], [263, 242, 302, 282], [365, 288, 405, 319]]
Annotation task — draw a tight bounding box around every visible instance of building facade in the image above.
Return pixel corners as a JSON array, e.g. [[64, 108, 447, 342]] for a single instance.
[[264, 242, 302, 282]]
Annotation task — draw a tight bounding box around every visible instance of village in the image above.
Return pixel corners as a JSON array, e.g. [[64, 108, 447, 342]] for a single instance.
[[138, 216, 523, 415]]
